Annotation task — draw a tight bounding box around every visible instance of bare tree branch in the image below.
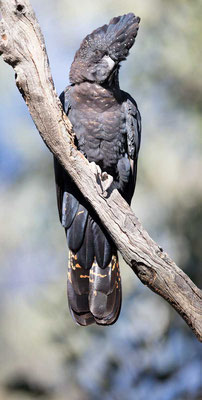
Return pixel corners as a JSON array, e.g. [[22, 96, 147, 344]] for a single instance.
[[0, 0, 201, 341]]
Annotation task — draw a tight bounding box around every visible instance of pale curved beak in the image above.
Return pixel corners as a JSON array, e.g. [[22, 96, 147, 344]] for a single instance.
[[102, 55, 115, 71]]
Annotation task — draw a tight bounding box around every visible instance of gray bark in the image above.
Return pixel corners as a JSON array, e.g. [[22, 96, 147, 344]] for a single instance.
[[0, 0, 201, 341]]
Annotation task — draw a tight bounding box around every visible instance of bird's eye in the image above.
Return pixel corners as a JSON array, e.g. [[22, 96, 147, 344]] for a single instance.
[[94, 50, 100, 56]]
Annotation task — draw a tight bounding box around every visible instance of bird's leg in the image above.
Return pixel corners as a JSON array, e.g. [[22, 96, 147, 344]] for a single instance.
[[89, 162, 114, 196]]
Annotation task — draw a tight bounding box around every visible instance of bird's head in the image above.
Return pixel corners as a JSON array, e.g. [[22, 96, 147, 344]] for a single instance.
[[69, 13, 140, 85]]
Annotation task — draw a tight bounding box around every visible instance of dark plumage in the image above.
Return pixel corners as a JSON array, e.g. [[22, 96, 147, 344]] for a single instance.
[[54, 13, 141, 326]]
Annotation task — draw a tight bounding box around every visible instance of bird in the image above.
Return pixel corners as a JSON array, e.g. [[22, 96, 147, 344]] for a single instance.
[[54, 13, 141, 326]]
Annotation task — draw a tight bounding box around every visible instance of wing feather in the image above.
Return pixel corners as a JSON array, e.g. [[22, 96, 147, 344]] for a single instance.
[[123, 94, 141, 160], [119, 92, 141, 204]]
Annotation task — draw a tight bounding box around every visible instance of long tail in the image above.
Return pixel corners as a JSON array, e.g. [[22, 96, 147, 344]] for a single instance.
[[54, 158, 121, 326]]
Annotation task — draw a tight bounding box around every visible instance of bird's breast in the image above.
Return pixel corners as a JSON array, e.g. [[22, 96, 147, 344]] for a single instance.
[[69, 83, 127, 172]]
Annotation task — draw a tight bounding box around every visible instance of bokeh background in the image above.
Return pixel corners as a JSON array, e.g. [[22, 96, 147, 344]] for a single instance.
[[0, 1, 201, 399]]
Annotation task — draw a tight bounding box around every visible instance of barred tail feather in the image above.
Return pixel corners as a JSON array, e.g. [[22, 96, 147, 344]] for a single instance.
[[67, 251, 121, 326], [67, 251, 94, 326], [89, 255, 121, 325]]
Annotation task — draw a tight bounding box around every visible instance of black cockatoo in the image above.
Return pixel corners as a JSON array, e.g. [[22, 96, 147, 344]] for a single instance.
[[54, 13, 141, 326]]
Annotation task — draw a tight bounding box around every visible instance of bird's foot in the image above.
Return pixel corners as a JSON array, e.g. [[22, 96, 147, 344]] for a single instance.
[[101, 171, 114, 193], [89, 162, 113, 196]]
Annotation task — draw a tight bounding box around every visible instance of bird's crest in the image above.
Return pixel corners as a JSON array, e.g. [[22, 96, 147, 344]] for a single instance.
[[69, 13, 140, 84], [75, 13, 140, 62]]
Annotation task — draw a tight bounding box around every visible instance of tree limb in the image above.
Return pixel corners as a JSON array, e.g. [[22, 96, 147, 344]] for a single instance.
[[0, 0, 201, 341]]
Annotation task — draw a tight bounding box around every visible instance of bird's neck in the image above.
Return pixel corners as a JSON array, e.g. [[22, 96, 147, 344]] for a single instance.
[[105, 66, 120, 89], [70, 80, 122, 111]]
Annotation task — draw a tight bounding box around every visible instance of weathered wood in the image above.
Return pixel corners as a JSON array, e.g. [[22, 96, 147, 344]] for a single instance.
[[0, 0, 201, 340]]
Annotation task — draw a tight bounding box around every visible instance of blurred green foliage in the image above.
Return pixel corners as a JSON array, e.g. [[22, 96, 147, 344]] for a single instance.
[[0, 1, 201, 399]]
